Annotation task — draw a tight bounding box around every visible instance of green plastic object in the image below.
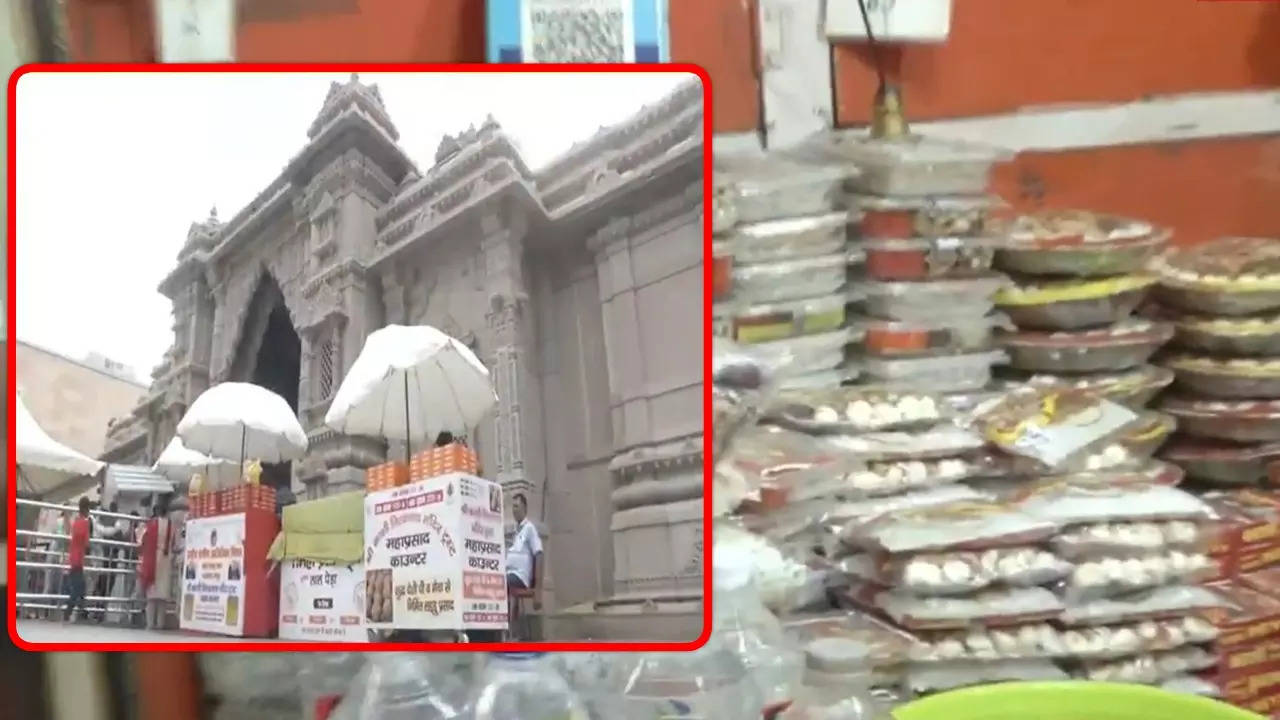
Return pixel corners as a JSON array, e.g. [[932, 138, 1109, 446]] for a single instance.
[[892, 682, 1265, 720]]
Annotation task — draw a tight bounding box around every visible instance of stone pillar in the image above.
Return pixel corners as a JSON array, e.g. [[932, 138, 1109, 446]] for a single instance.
[[480, 208, 547, 523], [588, 183, 704, 597]]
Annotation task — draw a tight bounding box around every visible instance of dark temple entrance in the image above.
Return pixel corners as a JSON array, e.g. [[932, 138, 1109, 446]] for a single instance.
[[252, 303, 301, 489], [230, 273, 302, 492]]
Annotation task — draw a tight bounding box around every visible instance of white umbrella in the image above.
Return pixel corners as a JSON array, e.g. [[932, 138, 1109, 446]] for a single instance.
[[16, 393, 104, 497], [151, 436, 239, 488], [324, 324, 497, 462], [177, 382, 308, 468]]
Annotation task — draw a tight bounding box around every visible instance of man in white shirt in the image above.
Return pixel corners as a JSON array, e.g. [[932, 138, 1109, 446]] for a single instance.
[[505, 493, 542, 604]]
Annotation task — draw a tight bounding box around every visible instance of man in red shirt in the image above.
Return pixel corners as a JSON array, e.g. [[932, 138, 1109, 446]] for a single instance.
[[62, 497, 93, 622]]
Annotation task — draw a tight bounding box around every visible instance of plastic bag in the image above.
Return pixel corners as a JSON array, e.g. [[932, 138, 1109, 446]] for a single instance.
[[972, 387, 1142, 470], [864, 584, 1063, 630], [1062, 551, 1216, 602], [909, 616, 1218, 663], [713, 337, 797, 458], [823, 425, 988, 462], [716, 520, 835, 614], [1060, 585, 1233, 626], [764, 388, 949, 434], [841, 546, 1072, 596], [715, 425, 863, 514], [905, 659, 1066, 693], [841, 501, 1056, 555], [1080, 645, 1217, 684], [1014, 483, 1215, 526], [1051, 520, 1213, 560]]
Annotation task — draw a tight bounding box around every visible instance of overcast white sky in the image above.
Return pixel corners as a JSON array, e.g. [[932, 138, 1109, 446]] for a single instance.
[[15, 71, 692, 381]]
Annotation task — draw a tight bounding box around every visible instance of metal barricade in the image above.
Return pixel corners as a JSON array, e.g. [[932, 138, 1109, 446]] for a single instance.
[[14, 498, 146, 623]]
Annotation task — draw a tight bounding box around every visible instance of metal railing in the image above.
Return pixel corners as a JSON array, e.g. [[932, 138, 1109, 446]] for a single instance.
[[13, 498, 148, 622]]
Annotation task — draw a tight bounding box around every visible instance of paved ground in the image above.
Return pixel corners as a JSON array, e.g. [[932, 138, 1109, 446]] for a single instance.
[[15, 619, 299, 644]]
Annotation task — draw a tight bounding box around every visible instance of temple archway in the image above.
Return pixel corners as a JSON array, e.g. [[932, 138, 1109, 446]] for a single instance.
[[228, 271, 302, 491]]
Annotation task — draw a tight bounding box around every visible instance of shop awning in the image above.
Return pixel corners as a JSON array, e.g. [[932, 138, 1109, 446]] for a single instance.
[[103, 465, 174, 502], [267, 490, 364, 565]]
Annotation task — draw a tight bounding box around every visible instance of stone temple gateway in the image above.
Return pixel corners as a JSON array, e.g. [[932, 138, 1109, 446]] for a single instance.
[[102, 76, 704, 637]]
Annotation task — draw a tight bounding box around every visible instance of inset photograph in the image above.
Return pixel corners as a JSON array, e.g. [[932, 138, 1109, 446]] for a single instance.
[[10, 67, 707, 649]]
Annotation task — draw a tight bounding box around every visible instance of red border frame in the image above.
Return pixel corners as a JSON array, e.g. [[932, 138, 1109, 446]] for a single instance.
[[6, 62, 714, 653]]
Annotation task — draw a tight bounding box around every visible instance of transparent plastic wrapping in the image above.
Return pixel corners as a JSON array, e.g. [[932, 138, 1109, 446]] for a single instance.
[[763, 387, 949, 434], [861, 273, 1010, 322], [1159, 397, 1280, 443], [999, 320, 1175, 374], [910, 616, 1218, 663], [841, 546, 1072, 596], [712, 337, 797, 458], [1165, 355, 1280, 399], [992, 211, 1169, 278], [1059, 585, 1233, 626], [715, 154, 852, 224], [779, 364, 862, 391], [782, 611, 922, 670], [861, 239, 1003, 281], [1161, 675, 1223, 698], [1152, 236, 1280, 316], [1052, 520, 1213, 561], [1079, 646, 1217, 684], [866, 584, 1064, 630], [714, 293, 850, 345], [1061, 551, 1216, 603], [715, 425, 863, 514], [734, 253, 850, 304], [973, 387, 1142, 470], [715, 520, 835, 615], [861, 314, 1010, 357], [1029, 461, 1186, 494], [1014, 482, 1215, 526], [1006, 365, 1175, 411], [712, 186, 738, 234], [847, 455, 1000, 499], [1160, 438, 1280, 486], [824, 425, 988, 462], [730, 211, 856, 264], [750, 328, 858, 376], [851, 193, 1004, 239], [712, 239, 735, 303], [805, 133, 1013, 197], [995, 275, 1157, 330], [841, 501, 1056, 555], [906, 659, 1067, 694], [1030, 415, 1178, 475], [1165, 310, 1280, 357], [859, 350, 1008, 393]]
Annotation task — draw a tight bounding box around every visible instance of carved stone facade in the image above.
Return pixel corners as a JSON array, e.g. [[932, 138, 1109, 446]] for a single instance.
[[102, 75, 704, 617]]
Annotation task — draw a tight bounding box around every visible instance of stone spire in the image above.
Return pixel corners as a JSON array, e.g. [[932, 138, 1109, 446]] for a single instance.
[[177, 205, 223, 260], [307, 73, 400, 141]]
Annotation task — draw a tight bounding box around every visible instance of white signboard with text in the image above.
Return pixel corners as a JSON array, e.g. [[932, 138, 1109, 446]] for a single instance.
[[363, 473, 508, 630], [180, 513, 247, 636], [279, 559, 367, 642]]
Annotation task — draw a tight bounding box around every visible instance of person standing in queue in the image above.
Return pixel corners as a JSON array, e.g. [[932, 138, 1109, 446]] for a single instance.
[[139, 498, 175, 630], [61, 497, 93, 623]]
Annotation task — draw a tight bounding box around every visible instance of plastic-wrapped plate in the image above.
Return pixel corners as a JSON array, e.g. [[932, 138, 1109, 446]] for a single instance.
[[1164, 355, 1280, 399], [1000, 319, 1174, 373]]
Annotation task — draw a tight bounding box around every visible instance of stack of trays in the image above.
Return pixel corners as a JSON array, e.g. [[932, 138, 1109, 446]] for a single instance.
[[803, 133, 1015, 393], [990, 210, 1175, 411], [712, 154, 866, 388], [1148, 237, 1280, 487]]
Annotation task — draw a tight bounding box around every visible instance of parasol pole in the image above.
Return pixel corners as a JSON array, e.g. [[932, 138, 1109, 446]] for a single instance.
[[404, 373, 411, 466], [239, 423, 247, 479]]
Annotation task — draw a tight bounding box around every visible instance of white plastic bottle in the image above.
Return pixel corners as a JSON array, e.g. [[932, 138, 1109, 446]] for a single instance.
[[470, 652, 590, 720], [610, 547, 795, 718], [298, 652, 367, 720], [713, 547, 803, 711], [329, 653, 468, 720]]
